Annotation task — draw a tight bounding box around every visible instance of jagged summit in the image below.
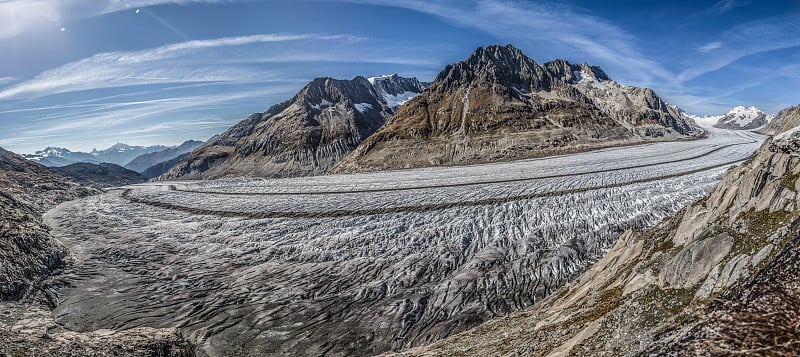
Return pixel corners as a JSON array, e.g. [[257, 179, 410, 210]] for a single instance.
[[434, 44, 547, 91]]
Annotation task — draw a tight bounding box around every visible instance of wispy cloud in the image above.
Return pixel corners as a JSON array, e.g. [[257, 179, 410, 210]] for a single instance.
[[0, 33, 361, 100], [708, 0, 749, 14], [678, 14, 800, 82], [697, 41, 722, 52]]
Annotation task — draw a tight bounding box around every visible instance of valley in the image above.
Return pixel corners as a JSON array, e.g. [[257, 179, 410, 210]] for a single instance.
[[42, 125, 762, 356]]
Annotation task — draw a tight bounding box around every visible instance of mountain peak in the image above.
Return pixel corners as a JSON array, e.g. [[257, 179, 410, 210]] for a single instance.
[[465, 44, 532, 68], [432, 44, 544, 91]]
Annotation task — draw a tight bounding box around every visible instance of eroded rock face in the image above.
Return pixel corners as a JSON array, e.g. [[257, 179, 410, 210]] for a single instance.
[[161, 75, 425, 180], [393, 104, 800, 356], [332, 45, 699, 174]]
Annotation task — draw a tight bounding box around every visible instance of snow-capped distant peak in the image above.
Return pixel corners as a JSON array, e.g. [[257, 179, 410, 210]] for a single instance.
[[689, 105, 773, 130]]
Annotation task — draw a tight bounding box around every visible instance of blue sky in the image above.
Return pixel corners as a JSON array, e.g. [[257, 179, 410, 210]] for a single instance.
[[1, 0, 799, 154]]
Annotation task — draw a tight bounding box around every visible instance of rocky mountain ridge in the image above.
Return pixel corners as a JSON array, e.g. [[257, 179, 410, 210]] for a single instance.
[[161, 74, 427, 179], [332, 45, 699, 173], [23, 143, 170, 167]]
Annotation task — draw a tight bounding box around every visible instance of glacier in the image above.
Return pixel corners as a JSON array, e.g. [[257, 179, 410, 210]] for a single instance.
[[43, 125, 765, 356]]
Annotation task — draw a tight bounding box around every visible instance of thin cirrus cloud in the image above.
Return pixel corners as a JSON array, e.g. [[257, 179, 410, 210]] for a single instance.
[[698, 41, 723, 52], [678, 14, 800, 83], [0, 33, 362, 100], [708, 0, 750, 14], [0, 86, 295, 151]]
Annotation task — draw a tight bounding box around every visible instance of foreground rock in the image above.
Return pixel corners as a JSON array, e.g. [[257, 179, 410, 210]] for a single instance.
[[161, 75, 426, 179], [394, 105, 800, 356], [0, 303, 194, 357], [332, 45, 699, 173]]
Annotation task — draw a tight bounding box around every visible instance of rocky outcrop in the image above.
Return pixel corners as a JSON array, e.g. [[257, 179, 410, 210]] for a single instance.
[[332, 45, 699, 173], [394, 104, 800, 356], [161, 75, 425, 179], [0, 303, 195, 357], [52, 162, 147, 189]]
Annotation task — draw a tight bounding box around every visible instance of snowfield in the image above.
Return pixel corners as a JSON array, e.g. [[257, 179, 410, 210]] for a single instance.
[[45, 126, 765, 356]]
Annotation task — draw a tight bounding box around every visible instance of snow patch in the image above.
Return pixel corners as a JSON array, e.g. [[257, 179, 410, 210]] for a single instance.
[[572, 70, 583, 83], [381, 91, 418, 109], [354, 103, 373, 113], [309, 99, 334, 110]]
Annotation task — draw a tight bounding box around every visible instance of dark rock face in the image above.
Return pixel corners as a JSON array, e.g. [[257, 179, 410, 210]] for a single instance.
[[52, 162, 147, 188], [125, 140, 204, 173], [161, 75, 425, 180], [332, 45, 699, 173]]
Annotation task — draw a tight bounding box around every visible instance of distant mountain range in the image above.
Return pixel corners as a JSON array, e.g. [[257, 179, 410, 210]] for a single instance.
[[22, 140, 205, 178], [687, 106, 772, 130], [24, 143, 168, 167], [123, 140, 204, 173], [161, 74, 427, 179]]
